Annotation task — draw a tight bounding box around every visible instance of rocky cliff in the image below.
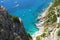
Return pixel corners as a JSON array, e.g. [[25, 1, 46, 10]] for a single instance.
[[0, 6, 29, 40]]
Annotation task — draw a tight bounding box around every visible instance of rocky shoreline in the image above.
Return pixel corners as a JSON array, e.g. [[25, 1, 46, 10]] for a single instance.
[[0, 6, 30, 40]]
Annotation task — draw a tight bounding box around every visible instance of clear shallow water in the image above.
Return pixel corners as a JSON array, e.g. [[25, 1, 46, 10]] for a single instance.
[[0, 0, 53, 35]]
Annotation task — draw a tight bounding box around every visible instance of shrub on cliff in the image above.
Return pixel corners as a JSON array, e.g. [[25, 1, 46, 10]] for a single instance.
[[12, 16, 20, 23]]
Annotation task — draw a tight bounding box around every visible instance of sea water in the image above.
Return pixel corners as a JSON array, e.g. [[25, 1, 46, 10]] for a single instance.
[[0, 0, 53, 35]]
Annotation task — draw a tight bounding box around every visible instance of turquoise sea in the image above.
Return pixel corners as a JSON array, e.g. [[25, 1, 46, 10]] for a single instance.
[[0, 0, 53, 35]]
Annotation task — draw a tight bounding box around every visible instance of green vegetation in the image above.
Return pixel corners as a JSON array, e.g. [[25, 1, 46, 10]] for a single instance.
[[12, 16, 20, 23], [57, 23, 60, 28], [57, 29, 60, 40], [53, 0, 60, 7], [46, 11, 57, 23], [52, 13, 57, 22], [36, 33, 46, 40], [40, 0, 60, 39], [27, 34, 32, 40], [49, 0, 60, 11], [41, 33, 46, 37], [57, 8, 60, 13], [36, 36, 40, 40], [57, 29, 60, 36], [44, 27, 48, 32], [8, 14, 20, 23], [57, 8, 60, 17]]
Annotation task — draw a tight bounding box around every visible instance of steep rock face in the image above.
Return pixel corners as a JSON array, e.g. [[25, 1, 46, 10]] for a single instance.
[[0, 6, 29, 40]]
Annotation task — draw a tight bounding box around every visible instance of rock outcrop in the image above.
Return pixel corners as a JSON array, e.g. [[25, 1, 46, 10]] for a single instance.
[[0, 6, 29, 40]]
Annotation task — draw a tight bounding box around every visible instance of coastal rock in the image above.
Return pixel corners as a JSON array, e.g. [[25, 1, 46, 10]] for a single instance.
[[0, 6, 29, 40]]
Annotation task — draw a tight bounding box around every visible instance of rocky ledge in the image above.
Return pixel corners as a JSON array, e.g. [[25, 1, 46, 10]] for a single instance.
[[0, 6, 30, 40]]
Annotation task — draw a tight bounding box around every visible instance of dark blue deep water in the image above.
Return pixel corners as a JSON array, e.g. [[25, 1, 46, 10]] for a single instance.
[[0, 0, 53, 35]]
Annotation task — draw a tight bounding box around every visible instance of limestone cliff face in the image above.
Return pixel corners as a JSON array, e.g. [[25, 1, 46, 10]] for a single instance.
[[0, 6, 29, 40]]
